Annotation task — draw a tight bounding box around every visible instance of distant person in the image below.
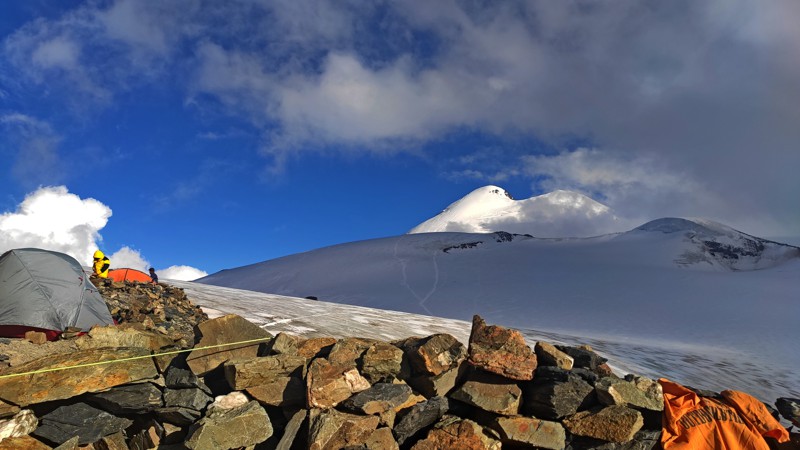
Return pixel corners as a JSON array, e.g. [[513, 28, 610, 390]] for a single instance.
[[149, 267, 159, 284], [92, 250, 111, 278]]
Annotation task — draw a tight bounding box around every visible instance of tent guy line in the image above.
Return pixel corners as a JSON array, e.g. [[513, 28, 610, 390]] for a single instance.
[[0, 336, 274, 380]]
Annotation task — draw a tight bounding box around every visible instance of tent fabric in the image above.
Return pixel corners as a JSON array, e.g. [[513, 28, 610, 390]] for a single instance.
[[0, 248, 114, 338], [108, 268, 153, 283], [660, 378, 789, 450]]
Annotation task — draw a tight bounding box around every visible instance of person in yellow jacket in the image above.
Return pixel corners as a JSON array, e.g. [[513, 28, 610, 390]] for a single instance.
[[92, 250, 111, 278]]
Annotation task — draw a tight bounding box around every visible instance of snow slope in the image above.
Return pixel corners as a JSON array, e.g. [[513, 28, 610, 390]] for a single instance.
[[170, 279, 792, 409], [198, 218, 800, 403], [409, 185, 624, 237]]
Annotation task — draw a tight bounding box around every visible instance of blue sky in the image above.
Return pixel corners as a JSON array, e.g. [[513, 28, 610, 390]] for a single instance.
[[1, 1, 798, 277]]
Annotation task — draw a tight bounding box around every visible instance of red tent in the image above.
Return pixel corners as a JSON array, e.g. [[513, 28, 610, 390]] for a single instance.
[[108, 268, 153, 283]]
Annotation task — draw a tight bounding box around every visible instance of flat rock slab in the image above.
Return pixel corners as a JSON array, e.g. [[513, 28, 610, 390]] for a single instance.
[[32, 402, 133, 446], [563, 405, 644, 444], [493, 416, 566, 450], [596, 377, 663, 411], [186, 314, 272, 376], [185, 400, 272, 449], [0, 347, 157, 406], [450, 371, 522, 416], [86, 382, 163, 414], [246, 376, 306, 408], [224, 354, 306, 390], [75, 325, 173, 351]]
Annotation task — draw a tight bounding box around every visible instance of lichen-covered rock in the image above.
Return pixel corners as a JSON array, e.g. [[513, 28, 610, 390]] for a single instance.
[[186, 314, 272, 376], [223, 354, 306, 390], [361, 342, 407, 383], [297, 337, 337, 359], [95, 278, 207, 347], [263, 332, 300, 356], [563, 405, 644, 444], [327, 338, 379, 368], [449, 371, 522, 416], [0, 435, 52, 450], [340, 383, 414, 415], [406, 334, 467, 377], [493, 416, 565, 450], [307, 358, 371, 409], [411, 417, 500, 450], [246, 376, 306, 407], [184, 400, 272, 449], [535, 341, 574, 370], [307, 408, 380, 450], [556, 344, 607, 372], [596, 377, 663, 411], [467, 315, 537, 381], [0, 347, 157, 406]]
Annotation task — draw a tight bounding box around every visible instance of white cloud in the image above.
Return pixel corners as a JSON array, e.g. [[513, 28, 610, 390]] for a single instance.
[[31, 37, 80, 70], [278, 53, 472, 143], [0, 186, 110, 264], [160, 265, 208, 281], [518, 148, 781, 232], [109, 246, 150, 271], [2, 0, 799, 235], [0, 186, 209, 278]]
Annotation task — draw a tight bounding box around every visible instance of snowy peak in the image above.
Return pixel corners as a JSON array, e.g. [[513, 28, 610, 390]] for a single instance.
[[627, 217, 799, 270], [409, 186, 622, 237], [440, 185, 515, 216]]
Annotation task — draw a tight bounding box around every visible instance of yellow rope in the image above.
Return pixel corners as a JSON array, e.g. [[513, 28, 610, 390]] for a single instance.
[[0, 336, 274, 380]]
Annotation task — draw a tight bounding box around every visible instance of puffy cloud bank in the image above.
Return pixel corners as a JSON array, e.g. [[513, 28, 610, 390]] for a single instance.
[[0, 186, 109, 263], [0, 186, 206, 281]]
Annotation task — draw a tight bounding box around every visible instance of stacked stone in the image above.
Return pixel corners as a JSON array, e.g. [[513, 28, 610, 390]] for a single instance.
[[0, 313, 795, 449], [94, 278, 208, 348]]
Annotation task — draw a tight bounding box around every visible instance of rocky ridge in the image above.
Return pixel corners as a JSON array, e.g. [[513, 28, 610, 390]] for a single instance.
[[0, 280, 797, 449]]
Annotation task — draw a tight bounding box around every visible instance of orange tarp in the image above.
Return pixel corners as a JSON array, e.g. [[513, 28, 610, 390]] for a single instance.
[[660, 378, 789, 450], [107, 268, 153, 283]]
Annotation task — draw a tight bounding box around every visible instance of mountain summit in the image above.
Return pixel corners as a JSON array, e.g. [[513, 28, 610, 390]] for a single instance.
[[409, 185, 622, 237]]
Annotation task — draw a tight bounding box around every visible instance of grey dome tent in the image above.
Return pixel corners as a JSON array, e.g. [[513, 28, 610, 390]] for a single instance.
[[0, 248, 114, 340]]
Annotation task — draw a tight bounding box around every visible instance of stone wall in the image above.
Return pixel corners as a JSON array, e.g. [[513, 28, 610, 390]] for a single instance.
[[0, 281, 796, 449]]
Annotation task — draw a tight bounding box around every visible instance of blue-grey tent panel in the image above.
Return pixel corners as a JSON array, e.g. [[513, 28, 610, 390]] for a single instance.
[[0, 248, 114, 333]]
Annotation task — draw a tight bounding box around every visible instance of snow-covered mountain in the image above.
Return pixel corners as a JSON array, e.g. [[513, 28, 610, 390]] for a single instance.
[[197, 217, 800, 402], [409, 185, 624, 237]]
